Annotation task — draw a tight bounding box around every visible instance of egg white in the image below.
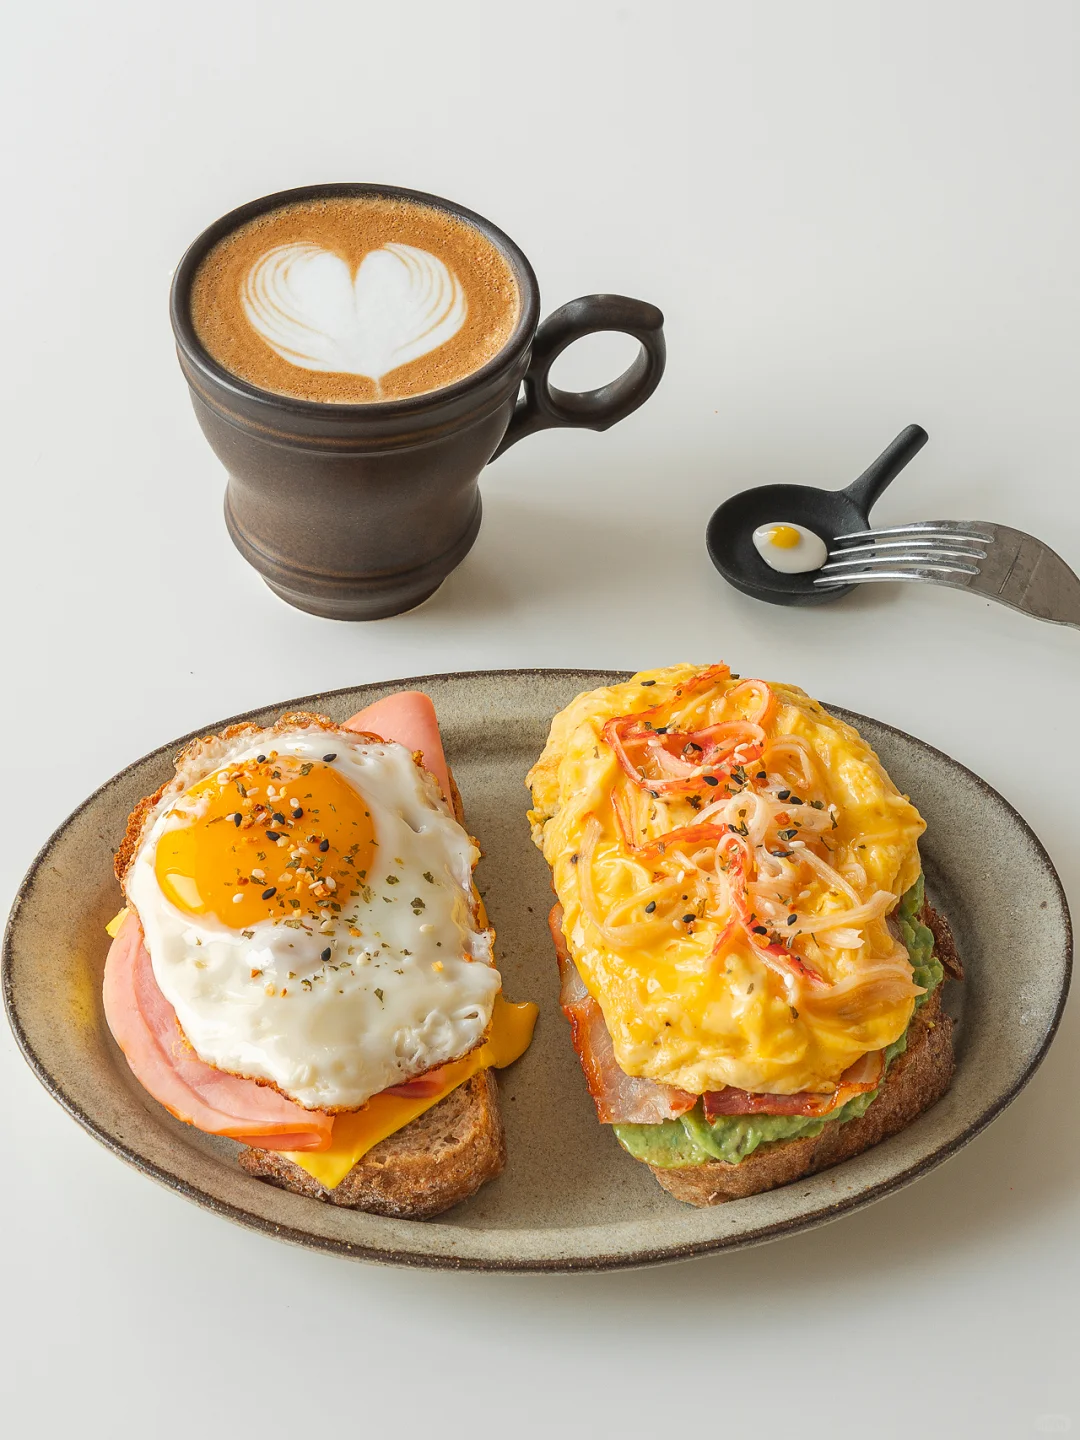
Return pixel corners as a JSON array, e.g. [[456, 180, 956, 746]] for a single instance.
[[125, 725, 499, 1110], [752, 522, 828, 574]]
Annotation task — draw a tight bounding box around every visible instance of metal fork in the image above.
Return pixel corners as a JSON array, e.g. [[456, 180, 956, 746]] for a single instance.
[[814, 521, 1080, 630]]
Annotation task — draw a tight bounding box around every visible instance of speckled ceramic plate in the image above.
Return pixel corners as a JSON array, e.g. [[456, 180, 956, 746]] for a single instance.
[[3, 670, 1071, 1271]]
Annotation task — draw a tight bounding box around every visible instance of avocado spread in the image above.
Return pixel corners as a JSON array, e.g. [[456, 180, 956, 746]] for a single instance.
[[613, 877, 944, 1168]]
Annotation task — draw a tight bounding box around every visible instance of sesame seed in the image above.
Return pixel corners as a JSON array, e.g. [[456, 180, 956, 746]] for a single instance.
[[703, 775, 719, 787], [272, 812, 286, 825], [645, 901, 657, 913], [232, 893, 243, 904], [682, 913, 695, 924], [292, 808, 303, 819], [261, 887, 277, 900], [752, 925, 768, 935], [787, 914, 798, 925], [230, 813, 242, 827], [256, 755, 266, 763], [321, 947, 331, 962], [323, 753, 337, 762], [319, 839, 330, 852], [265, 831, 281, 842]]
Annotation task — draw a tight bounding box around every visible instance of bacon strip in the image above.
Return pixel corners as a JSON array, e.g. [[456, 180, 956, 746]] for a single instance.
[[102, 914, 334, 1151], [549, 905, 696, 1124], [702, 1049, 885, 1120]]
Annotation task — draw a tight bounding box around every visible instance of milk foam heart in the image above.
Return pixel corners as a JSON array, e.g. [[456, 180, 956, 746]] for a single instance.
[[241, 242, 468, 389], [189, 194, 521, 404]]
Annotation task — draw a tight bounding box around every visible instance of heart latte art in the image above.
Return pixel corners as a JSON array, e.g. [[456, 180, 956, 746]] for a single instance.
[[241, 242, 468, 391], [190, 195, 521, 404]]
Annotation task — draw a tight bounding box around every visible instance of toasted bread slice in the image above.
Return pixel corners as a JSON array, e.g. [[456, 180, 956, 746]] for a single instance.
[[649, 983, 953, 1205], [238, 757, 507, 1220], [239, 1070, 506, 1219]]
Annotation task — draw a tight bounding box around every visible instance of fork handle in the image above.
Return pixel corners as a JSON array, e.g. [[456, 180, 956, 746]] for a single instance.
[[843, 424, 929, 518]]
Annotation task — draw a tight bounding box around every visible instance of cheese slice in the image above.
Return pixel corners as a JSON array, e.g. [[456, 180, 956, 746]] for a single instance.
[[281, 993, 537, 1190]]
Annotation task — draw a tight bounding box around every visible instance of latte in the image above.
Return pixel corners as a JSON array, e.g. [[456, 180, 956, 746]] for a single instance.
[[190, 195, 521, 403]]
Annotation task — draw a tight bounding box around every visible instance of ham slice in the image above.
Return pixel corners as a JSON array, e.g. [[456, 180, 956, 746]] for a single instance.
[[102, 914, 334, 1151], [702, 1049, 885, 1120], [103, 690, 453, 1149], [549, 905, 696, 1124], [344, 691, 452, 800]]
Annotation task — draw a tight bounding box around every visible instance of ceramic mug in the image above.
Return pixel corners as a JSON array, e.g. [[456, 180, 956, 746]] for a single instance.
[[169, 183, 667, 620]]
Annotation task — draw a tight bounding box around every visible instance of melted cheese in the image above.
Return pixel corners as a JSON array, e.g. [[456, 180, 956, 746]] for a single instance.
[[281, 993, 537, 1190]]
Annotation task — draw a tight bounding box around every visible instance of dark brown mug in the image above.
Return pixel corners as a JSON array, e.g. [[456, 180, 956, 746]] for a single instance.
[[169, 183, 666, 620]]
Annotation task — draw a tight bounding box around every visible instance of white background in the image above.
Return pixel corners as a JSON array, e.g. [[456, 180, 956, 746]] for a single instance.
[[2, 2, 1078, 1436]]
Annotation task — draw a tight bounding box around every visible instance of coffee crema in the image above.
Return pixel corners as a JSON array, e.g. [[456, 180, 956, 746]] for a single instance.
[[190, 196, 521, 404]]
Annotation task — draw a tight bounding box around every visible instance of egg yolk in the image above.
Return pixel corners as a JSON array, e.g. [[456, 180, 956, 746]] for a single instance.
[[154, 754, 377, 929], [768, 525, 802, 549]]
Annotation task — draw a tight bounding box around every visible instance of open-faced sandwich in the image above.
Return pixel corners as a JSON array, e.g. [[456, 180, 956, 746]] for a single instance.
[[103, 691, 535, 1219], [527, 664, 961, 1206]]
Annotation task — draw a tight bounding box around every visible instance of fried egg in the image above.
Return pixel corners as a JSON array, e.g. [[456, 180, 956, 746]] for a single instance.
[[527, 665, 926, 1096], [124, 717, 498, 1110], [752, 521, 828, 574]]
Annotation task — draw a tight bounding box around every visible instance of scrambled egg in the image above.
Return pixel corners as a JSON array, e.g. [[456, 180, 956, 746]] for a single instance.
[[527, 664, 926, 1095]]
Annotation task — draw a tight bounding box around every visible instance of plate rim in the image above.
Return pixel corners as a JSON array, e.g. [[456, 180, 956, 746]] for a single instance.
[[3, 667, 1073, 1273]]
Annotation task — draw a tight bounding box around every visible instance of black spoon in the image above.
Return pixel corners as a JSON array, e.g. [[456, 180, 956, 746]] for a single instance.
[[706, 424, 929, 606]]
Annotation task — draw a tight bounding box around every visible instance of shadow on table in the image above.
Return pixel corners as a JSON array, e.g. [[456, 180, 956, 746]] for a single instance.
[[414, 489, 899, 627]]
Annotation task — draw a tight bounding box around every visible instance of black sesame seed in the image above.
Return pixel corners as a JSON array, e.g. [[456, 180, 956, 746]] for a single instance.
[[682, 914, 695, 924], [645, 901, 657, 913], [319, 839, 330, 852], [641, 680, 656, 686], [256, 755, 266, 763], [261, 887, 277, 900], [265, 831, 281, 842], [790, 796, 804, 806], [272, 811, 286, 824], [321, 947, 331, 962], [648, 790, 660, 799], [756, 771, 766, 780], [752, 925, 768, 935], [654, 726, 668, 734], [702, 775, 719, 787], [323, 753, 337, 762], [231, 813, 242, 827], [292, 807, 303, 819], [778, 789, 791, 800], [787, 914, 798, 925]]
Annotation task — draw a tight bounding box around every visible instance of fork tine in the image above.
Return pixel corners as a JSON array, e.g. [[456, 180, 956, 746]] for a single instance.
[[829, 541, 990, 564], [834, 521, 995, 544], [814, 565, 978, 586], [827, 540, 988, 561]]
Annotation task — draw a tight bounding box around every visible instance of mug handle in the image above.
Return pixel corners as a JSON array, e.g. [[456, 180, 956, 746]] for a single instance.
[[492, 294, 666, 459]]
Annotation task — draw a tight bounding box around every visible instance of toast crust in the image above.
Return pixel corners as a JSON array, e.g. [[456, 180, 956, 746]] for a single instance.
[[239, 1069, 506, 1219]]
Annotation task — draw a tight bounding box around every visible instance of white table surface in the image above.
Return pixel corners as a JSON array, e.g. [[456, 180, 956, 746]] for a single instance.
[[3, 3, 1078, 1435]]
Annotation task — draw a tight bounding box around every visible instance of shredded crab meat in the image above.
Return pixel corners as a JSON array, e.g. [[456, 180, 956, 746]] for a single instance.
[[569, 671, 922, 1010]]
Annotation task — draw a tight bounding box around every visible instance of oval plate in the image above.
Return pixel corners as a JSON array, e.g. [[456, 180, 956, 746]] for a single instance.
[[3, 670, 1072, 1271]]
